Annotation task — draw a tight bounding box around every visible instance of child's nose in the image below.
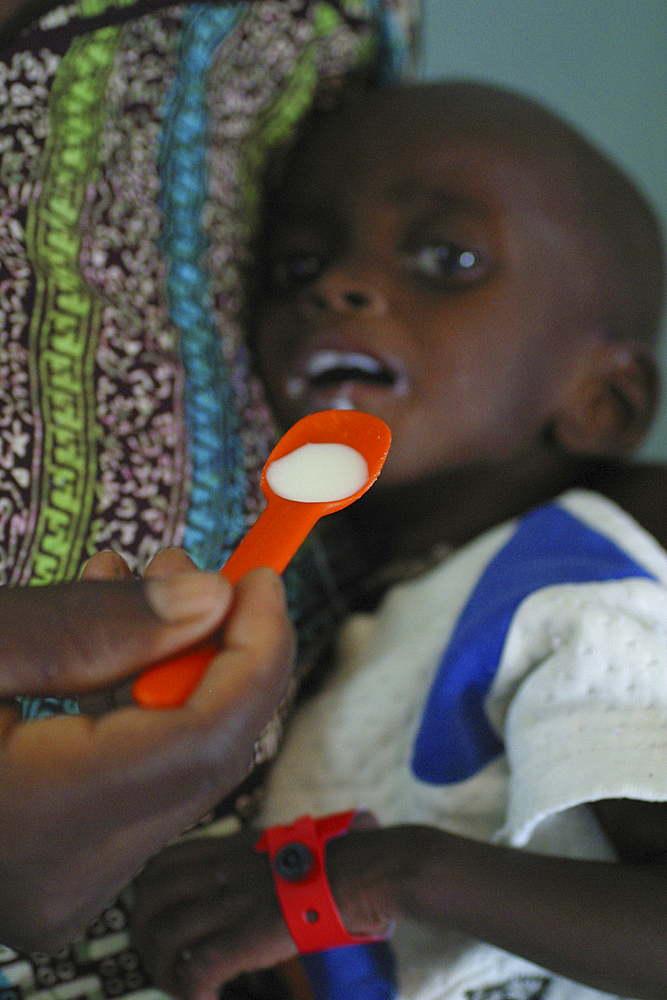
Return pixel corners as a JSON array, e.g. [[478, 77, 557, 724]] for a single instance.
[[301, 272, 388, 316]]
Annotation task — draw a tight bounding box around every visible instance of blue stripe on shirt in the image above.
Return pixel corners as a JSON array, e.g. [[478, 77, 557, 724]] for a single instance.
[[412, 502, 655, 785], [301, 941, 398, 1000]]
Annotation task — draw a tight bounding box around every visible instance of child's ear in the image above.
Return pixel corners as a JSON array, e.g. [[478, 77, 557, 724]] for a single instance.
[[552, 340, 660, 456]]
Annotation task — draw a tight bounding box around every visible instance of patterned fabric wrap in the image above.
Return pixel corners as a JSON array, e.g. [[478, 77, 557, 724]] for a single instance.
[[0, 1, 417, 996], [0, 0, 416, 715]]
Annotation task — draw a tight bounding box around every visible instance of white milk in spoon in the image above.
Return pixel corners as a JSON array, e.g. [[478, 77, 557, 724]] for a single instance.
[[266, 442, 368, 502]]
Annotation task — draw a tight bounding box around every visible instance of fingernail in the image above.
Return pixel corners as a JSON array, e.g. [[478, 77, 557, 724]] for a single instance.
[[145, 573, 227, 623], [79, 550, 128, 580]]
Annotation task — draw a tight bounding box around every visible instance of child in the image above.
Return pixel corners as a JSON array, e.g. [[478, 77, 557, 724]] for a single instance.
[[130, 81, 667, 1000]]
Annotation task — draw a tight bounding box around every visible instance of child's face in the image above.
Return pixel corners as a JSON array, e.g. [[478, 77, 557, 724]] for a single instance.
[[252, 97, 593, 485]]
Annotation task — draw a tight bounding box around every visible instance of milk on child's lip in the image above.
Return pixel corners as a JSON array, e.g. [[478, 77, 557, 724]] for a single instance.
[[266, 442, 368, 502]]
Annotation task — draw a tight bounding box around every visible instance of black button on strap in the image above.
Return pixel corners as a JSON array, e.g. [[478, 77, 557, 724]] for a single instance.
[[273, 841, 314, 881]]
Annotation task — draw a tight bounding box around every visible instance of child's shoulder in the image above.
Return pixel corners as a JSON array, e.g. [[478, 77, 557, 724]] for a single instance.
[[590, 461, 667, 550]]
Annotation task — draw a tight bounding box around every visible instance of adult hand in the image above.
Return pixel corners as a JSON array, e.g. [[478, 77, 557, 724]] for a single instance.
[[0, 551, 294, 954]]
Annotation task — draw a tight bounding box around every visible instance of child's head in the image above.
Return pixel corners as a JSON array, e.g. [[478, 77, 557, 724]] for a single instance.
[[251, 81, 664, 487]]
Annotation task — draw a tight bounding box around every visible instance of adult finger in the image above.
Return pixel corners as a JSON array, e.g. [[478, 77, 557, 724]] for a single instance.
[[80, 550, 133, 580], [145, 548, 201, 576], [184, 569, 295, 779]]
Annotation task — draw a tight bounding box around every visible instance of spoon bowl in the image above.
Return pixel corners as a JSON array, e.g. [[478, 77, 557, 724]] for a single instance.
[[222, 409, 391, 584], [132, 410, 391, 708], [264, 408, 391, 505]]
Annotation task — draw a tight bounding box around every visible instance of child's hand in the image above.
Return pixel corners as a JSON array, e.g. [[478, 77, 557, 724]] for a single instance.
[[131, 812, 394, 1000], [0, 554, 294, 954], [131, 829, 297, 1000]]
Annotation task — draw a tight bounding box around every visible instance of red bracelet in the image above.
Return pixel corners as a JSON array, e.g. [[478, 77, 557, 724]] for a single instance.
[[255, 812, 387, 954]]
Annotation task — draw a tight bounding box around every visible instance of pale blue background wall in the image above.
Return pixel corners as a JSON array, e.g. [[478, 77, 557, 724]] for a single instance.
[[415, 0, 667, 459]]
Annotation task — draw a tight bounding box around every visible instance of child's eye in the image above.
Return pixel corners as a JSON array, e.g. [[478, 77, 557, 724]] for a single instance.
[[270, 255, 322, 289], [404, 243, 486, 283]]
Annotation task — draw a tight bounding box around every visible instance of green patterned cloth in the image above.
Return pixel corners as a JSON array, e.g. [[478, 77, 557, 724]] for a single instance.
[[0, 0, 417, 995]]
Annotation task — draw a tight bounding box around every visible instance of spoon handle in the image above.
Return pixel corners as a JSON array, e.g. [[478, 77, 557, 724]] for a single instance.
[[221, 495, 323, 585], [131, 498, 323, 709]]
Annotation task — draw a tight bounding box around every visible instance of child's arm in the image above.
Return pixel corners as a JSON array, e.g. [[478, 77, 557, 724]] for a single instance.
[[324, 813, 667, 997], [131, 803, 667, 1000], [0, 555, 293, 954]]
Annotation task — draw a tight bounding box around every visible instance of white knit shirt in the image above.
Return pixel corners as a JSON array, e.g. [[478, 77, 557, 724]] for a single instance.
[[260, 491, 667, 1000]]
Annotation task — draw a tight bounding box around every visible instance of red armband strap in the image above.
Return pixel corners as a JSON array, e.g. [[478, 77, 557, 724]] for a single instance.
[[255, 812, 387, 954]]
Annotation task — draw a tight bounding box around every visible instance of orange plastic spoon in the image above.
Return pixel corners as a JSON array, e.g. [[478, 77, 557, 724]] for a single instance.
[[131, 410, 391, 708]]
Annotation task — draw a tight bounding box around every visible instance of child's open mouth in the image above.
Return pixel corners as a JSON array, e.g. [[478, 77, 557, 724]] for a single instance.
[[287, 350, 407, 403]]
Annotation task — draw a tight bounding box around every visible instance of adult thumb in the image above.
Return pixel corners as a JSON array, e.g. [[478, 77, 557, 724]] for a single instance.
[[0, 572, 233, 698]]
